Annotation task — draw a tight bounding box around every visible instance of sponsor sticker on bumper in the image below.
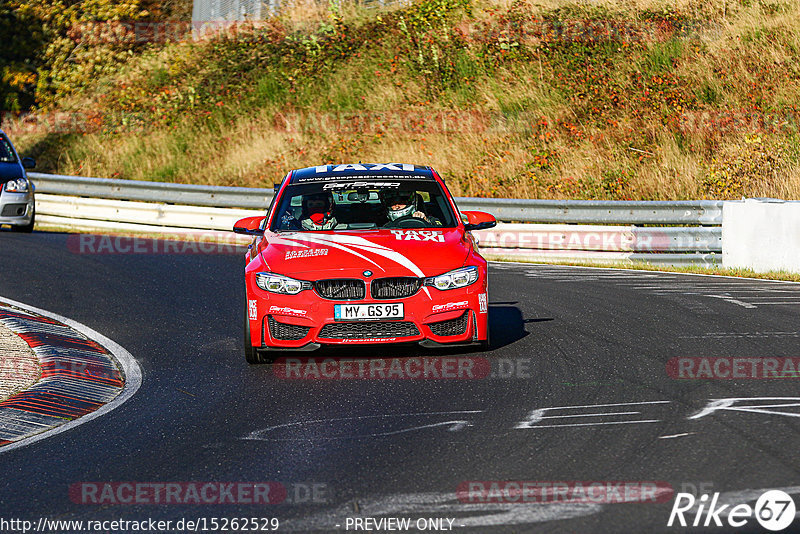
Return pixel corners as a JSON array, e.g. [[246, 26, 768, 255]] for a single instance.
[[334, 303, 403, 321]]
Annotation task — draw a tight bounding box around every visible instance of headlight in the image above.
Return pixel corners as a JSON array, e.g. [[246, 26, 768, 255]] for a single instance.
[[4, 179, 29, 193], [255, 273, 312, 295], [424, 266, 479, 290]]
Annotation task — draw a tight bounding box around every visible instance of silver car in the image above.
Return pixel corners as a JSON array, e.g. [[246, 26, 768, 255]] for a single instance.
[[0, 129, 35, 232]]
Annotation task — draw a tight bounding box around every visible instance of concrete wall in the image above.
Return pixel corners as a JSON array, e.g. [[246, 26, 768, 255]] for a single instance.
[[723, 199, 800, 273]]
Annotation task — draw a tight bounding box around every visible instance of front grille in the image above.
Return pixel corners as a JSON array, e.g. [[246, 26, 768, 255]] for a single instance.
[[268, 316, 310, 341], [371, 277, 421, 299], [318, 321, 420, 339], [315, 279, 366, 300], [428, 311, 470, 337], [1, 203, 26, 217]]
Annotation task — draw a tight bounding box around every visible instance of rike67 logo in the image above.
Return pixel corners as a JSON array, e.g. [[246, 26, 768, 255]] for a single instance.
[[668, 490, 796, 531]]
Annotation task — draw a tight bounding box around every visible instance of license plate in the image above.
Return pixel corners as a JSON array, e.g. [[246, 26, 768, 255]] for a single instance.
[[334, 303, 404, 321]]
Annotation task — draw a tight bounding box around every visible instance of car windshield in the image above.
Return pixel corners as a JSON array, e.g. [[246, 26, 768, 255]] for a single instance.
[[271, 179, 457, 231], [0, 135, 17, 163]]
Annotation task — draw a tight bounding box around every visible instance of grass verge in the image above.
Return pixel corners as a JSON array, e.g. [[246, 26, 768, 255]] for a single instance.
[[8, 0, 800, 200], [486, 255, 800, 282]]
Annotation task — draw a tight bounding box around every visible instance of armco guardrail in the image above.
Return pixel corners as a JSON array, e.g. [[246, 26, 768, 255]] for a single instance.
[[28, 173, 721, 266], [31, 173, 723, 224], [455, 198, 723, 225], [29, 173, 272, 209]]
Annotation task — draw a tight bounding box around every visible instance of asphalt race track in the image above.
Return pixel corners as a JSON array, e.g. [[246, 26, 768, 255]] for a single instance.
[[1, 231, 800, 533]]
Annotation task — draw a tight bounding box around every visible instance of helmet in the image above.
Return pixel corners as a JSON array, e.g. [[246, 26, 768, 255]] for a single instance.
[[380, 190, 416, 221], [301, 191, 334, 227], [302, 192, 332, 212]]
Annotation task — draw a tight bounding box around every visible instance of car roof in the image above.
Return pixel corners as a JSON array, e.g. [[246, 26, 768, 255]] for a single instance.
[[290, 163, 435, 184]]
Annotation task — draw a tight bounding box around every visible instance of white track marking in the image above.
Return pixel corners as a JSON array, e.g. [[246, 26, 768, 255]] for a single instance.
[[297, 420, 475, 439], [534, 400, 670, 410], [678, 332, 799, 339], [0, 297, 141, 454], [658, 432, 694, 439], [539, 411, 641, 419], [624, 287, 800, 292], [243, 410, 484, 441], [689, 398, 800, 420], [490, 261, 800, 285], [494, 263, 800, 309], [706, 295, 758, 308], [741, 296, 800, 299], [524, 420, 661, 429], [515, 401, 670, 429]]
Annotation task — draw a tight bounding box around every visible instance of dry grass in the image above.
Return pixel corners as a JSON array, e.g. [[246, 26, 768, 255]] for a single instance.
[[12, 0, 800, 200]]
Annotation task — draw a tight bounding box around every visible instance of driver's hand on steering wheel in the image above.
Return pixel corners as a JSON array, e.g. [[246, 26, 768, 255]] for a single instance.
[[412, 211, 428, 221]]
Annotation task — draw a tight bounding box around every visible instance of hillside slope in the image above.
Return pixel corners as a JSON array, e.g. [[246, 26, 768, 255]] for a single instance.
[[9, 0, 800, 200]]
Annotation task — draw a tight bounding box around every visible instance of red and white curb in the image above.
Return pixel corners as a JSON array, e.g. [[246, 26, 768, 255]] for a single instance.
[[0, 297, 141, 453]]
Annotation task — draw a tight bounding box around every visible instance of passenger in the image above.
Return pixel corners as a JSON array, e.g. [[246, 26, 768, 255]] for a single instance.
[[299, 192, 339, 230]]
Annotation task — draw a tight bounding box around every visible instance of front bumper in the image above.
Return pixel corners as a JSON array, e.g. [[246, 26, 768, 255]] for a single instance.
[[0, 190, 34, 226], [248, 284, 489, 350]]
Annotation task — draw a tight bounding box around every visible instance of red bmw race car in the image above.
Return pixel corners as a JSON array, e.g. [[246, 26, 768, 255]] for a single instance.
[[233, 163, 497, 363]]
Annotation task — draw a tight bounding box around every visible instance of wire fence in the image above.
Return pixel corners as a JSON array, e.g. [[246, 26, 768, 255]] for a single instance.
[[192, 0, 263, 23]]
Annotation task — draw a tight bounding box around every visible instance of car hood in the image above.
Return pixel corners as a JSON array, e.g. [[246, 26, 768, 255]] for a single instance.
[[0, 162, 23, 185], [260, 229, 470, 278]]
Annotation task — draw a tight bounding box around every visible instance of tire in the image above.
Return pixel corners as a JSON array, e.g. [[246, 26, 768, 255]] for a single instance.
[[244, 303, 265, 364], [475, 311, 490, 352], [10, 210, 34, 233], [476, 330, 490, 352]]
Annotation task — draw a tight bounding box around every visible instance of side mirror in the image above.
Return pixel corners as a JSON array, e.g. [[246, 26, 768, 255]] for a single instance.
[[462, 210, 497, 232], [21, 157, 36, 169], [233, 216, 266, 235]]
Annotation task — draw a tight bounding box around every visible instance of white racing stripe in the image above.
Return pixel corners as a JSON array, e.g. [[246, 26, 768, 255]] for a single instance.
[[285, 233, 435, 297], [293, 235, 385, 271], [298, 233, 427, 277], [0, 297, 142, 454]]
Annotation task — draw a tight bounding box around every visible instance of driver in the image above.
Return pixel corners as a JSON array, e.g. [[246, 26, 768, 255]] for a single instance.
[[380, 190, 441, 226]]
